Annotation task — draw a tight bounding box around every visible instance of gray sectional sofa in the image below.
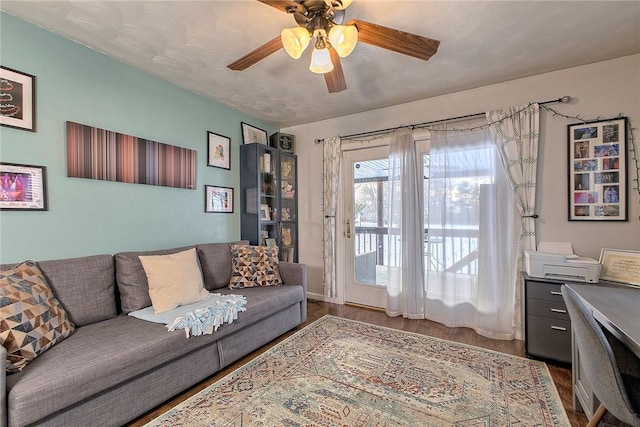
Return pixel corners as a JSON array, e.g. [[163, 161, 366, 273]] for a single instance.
[[0, 241, 307, 427]]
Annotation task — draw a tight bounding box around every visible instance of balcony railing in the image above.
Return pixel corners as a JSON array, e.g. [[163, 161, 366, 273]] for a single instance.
[[354, 226, 479, 275]]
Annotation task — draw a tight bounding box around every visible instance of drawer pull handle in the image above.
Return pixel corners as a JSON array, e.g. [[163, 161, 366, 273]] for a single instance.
[[550, 326, 567, 331], [550, 291, 562, 296], [550, 309, 567, 314]]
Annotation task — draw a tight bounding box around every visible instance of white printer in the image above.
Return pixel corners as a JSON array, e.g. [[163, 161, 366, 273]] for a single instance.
[[524, 242, 602, 283]]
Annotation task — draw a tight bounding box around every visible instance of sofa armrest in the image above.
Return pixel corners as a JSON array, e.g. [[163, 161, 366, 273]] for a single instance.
[[279, 262, 307, 323], [0, 345, 6, 427]]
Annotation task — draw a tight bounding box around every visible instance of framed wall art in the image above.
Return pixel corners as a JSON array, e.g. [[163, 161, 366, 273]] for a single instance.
[[67, 121, 196, 190], [205, 185, 233, 213], [568, 117, 628, 221], [599, 248, 640, 287], [241, 122, 268, 145], [207, 131, 230, 170], [0, 66, 36, 132], [0, 162, 47, 211]]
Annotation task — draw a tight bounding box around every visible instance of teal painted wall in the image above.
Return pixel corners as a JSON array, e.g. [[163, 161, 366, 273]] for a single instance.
[[0, 13, 278, 263]]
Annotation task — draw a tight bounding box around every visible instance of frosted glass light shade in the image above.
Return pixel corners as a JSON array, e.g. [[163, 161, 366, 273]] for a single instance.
[[309, 48, 334, 74], [328, 25, 358, 57], [281, 27, 311, 59]]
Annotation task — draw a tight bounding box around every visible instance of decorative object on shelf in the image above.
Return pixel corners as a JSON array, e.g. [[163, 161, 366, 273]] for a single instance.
[[281, 159, 293, 177], [205, 185, 233, 213], [0, 66, 35, 132], [270, 132, 295, 153], [67, 121, 196, 190], [281, 208, 291, 220], [260, 203, 271, 221], [265, 238, 277, 247], [282, 227, 292, 246], [568, 117, 628, 221], [241, 122, 268, 145], [0, 162, 47, 211], [262, 152, 271, 173], [207, 131, 230, 170], [599, 248, 640, 287], [284, 248, 295, 262], [227, 0, 439, 94]]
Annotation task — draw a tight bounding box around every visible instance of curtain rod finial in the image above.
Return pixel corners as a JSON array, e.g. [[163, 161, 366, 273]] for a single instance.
[[559, 96, 571, 104]]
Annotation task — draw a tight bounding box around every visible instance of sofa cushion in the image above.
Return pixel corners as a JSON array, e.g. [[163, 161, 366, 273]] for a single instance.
[[5, 283, 304, 426], [38, 254, 116, 326], [0, 261, 75, 373], [229, 244, 282, 289], [196, 241, 248, 290], [115, 245, 194, 313], [139, 248, 209, 313]]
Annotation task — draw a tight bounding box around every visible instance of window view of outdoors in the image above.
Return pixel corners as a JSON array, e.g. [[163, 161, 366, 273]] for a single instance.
[[426, 146, 494, 279], [353, 146, 495, 288], [353, 159, 388, 287]]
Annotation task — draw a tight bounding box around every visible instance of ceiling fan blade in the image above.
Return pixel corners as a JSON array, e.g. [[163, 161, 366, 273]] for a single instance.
[[227, 36, 284, 71], [324, 48, 347, 93], [347, 19, 440, 61], [256, 0, 304, 14]]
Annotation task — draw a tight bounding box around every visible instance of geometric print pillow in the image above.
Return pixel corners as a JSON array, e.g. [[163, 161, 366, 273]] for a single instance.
[[0, 261, 75, 373], [229, 244, 282, 289]]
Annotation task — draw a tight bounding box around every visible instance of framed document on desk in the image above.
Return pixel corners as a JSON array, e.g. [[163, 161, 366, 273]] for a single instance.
[[599, 248, 640, 287]]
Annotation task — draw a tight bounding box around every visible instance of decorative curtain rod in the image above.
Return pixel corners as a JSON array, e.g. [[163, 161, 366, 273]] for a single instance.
[[314, 96, 571, 143]]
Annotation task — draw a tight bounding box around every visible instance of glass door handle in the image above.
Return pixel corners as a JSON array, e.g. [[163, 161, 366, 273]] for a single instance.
[[345, 219, 353, 238]]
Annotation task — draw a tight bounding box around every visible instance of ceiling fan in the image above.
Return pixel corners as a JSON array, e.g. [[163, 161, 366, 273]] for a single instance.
[[227, 0, 440, 93]]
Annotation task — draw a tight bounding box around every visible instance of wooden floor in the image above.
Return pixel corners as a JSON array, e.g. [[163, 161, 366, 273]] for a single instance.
[[128, 300, 589, 427]]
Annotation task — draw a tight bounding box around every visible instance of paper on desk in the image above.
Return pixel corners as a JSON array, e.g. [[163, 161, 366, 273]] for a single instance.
[[538, 241, 574, 255]]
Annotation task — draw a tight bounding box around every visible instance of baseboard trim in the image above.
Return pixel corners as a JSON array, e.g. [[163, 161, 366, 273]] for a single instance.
[[306, 292, 324, 301], [345, 302, 386, 312]]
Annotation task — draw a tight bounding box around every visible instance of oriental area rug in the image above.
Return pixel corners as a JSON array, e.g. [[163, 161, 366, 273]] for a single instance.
[[146, 315, 570, 427]]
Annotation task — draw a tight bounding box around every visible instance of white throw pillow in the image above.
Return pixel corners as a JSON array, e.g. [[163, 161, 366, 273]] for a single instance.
[[139, 248, 209, 313]]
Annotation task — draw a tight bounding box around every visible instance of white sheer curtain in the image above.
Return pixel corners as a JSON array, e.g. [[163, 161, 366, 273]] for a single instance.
[[386, 129, 426, 318], [487, 104, 540, 340], [424, 120, 519, 340], [322, 136, 341, 299]]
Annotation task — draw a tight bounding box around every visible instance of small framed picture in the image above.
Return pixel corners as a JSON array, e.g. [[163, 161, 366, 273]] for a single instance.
[[0, 162, 47, 210], [265, 238, 277, 247], [207, 131, 230, 170], [568, 117, 628, 221], [1, 66, 36, 132], [205, 185, 233, 213], [599, 248, 640, 287], [241, 122, 268, 145], [260, 203, 271, 221]]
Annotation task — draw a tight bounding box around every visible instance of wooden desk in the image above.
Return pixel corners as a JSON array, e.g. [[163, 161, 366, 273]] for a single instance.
[[566, 284, 640, 358], [565, 283, 640, 419]]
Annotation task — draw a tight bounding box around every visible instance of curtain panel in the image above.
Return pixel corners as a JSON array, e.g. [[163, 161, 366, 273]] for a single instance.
[[487, 104, 540, 340], [424, 122, 518, 340], [322, 136, 342, 299], [386, 129, 426, 318]]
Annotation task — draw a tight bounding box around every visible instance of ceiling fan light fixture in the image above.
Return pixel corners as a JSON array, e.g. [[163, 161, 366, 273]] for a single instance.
[[324, 0, 353, 10], [281, 27, 311, 59], [309, 47, 334, 74], [328, 25, 358, 57]]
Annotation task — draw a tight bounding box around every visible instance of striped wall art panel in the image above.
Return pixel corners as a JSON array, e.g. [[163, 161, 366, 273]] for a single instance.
[[66, 121, 196, 190]]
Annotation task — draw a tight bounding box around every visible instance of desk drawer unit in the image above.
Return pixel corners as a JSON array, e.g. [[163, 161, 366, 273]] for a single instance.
[[524, 278, 572, 363]]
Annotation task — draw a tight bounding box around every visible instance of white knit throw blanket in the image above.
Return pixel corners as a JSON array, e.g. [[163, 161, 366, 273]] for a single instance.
[[166, 294, 247, 338]]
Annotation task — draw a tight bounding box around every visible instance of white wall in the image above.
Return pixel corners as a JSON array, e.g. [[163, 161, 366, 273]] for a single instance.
[[283, 54, 640, 297]]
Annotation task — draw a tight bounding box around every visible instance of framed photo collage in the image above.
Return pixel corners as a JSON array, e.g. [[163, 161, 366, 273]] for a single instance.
[[568, 117, 628, 221]]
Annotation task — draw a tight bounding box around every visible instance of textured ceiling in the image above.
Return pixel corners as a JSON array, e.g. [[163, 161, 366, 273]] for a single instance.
[[2, 1, 639, 127]]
